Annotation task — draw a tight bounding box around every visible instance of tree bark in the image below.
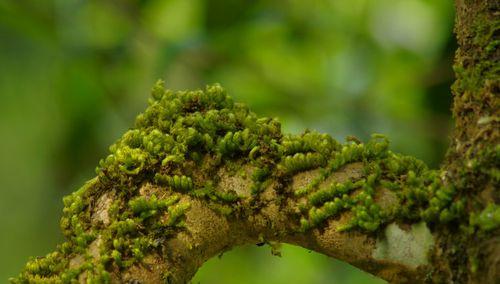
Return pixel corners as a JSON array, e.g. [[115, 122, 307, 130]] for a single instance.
[[443, 0, 499, 282], [11, 0, 499, 283]]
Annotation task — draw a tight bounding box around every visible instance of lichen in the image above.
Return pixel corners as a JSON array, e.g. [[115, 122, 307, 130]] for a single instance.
[[372, 222, 435, 269]]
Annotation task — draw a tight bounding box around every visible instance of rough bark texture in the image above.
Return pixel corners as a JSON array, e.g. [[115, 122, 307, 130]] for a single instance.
[[11, 0, 499, 283], [442, 0, 499, 283]]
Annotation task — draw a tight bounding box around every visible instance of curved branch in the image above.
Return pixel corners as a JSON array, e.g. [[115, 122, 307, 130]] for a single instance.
[[11, 83, 447, 284], [10, 1, 499, 283]]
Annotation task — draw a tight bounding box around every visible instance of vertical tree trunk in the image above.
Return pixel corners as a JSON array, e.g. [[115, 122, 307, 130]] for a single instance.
[[443, 0, 499, 282]]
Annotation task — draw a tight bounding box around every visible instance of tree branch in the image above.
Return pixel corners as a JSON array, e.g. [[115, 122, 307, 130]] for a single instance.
[[11, 0, 499, 283], [11, 83, 449, 283]]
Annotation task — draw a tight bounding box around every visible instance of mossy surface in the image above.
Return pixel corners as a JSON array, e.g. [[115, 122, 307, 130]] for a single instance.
[[444, 1, 499, 281], [11, 81, 497, 283], [11, 82, 284, 283]]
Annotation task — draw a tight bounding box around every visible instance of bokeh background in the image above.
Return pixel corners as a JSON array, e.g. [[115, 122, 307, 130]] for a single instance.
[[0, 0, 456, 283]]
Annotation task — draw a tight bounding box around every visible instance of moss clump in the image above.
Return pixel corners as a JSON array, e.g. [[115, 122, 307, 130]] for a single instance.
[[128, 194, 180, 219], [470, 203, 500, 231], [12, 82, 285, 283], [154, 174, 194, 192], [296, 135, 422, 232], [294, 132, 489, 233]]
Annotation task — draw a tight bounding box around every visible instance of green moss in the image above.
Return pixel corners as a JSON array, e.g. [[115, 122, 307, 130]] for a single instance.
[[297, 135, 428, 232], [12, 81, 497, 283], [166, 202, 191, 226], [250, 166, 271, 194], [279, 152, 325, 175], [280, 131, 340, 156], [128, 194, 180, 219], [209, 204, 234, 216], [14, 82, 284, 282], [470, 203, 500, 231], [154, 174, 194, 192], [217, 129, 258, 157]]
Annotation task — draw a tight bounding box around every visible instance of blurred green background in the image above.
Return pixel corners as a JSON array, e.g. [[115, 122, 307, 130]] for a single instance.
[[0, 0, 455, 283]]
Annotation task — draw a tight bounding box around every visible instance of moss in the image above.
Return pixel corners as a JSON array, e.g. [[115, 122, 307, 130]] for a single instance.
[[296, 134, 433, 232], [207, 203, 234, 216], [154, 174, 194, 192], [128, 194, 180, 219], [12, 81, 498, 283], [470, 203, 500, 231], [166, 202, 191, 226]]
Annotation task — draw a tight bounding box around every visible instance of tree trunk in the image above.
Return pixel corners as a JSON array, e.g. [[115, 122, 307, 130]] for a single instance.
[[11, 0, 499, 283], [444, 0, 499, 282]]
